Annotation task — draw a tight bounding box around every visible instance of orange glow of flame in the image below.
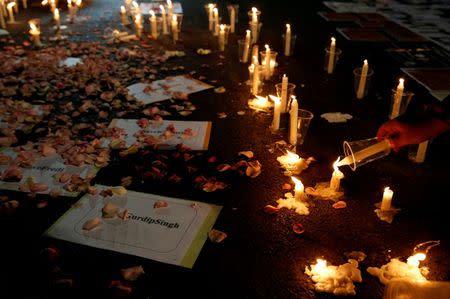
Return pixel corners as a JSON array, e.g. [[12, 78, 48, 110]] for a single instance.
[[407, 253, 426, 268], [291, 176, 304, 192]]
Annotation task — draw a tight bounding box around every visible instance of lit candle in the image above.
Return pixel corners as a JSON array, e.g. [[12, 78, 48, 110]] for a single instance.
[[218, 24, 225, 51], [229, 5, 235, 33], [29, 20, 42, 47], [54, 8, 61, 39], [22, 0, 27, 9], [289, 96, 298, 146], [50, 0, 56, 13], [6, 2, 14, 23], [264, 44, 271, 80], [120, 5, 129, 25], [327, 37, 336, 74], [149, 10, 157, 39], [242, 29, 250, 63], [280, 74, 288, 112], [73, 0, 81, 19], [134, 13, 142, 39], [251, 44, 259, 64], [171, 14, 178, 42], [160, 5, 168, 35], [251, 7, 258, 43], [0, 3, 6, 29], [391, 78, 404, 119], [284, 24, 291, 56], [291, 176, 305, 201], [207, 3, 214, 31], [269, 95, 281, 130], [166, 0, 173, 25], [67, 0, 75, 23], [248, 95, 272, 111], [277, 150, 304, 171], [381, 187, 393, 211], [406, 253, 426, 268], [415, 141, 428, 163], [213, 7, 218, 36], [356, 59, 369, 99], [251, 62, 259, 95], [329, 157, 344, 191]]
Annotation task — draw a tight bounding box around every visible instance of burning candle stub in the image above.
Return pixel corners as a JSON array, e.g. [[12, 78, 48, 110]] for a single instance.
[[276, 150, 314, 176], [29, 21, 42, 47], [374, 186, 400, 224], [248, 95, 272, 112], [329, 157, 344, 192], [270, 95, 281, 131], [276, 176, 309, 215], [367, 253, 428, 284], [305, 259, 362, 296], [6, 2, 15, 23], [305, 158, 344, 201]]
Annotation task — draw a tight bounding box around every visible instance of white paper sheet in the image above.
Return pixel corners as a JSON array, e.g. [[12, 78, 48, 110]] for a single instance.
[[127, 75, 213, 105], [44, 185, 222, 268], [107, 119, 212, 150], [140, 2, 183, 15]]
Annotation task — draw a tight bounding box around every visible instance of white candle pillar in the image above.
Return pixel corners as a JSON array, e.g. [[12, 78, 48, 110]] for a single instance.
[[264, 44, 271, 80], [134, 13, 142, 39], [292, 176, 304, 202], [120, 5, 129, 25], [329, 158, 344, 191], [54, 8, 61, 39], [327, 37, 336, 74], [166, 0, 173, 26], [229, 5, 235, 33], [391, 78, 404, 119], [284, 23, 291, 56], [270, 95, 281, 130], [218, 24, 225, 51], [242, 29, 251, 63], [381, 187, 393, 211], [6, 2, 14, 23], [251, 62, 260, 95], [207, 3, 214, 31], [251, 7, 258, 43], [213, 7, 219, 36], [281, 74, 288, 113], [22, 0, 27, 9], [171, 14, 178, 42], [415, 141, 428, 163], [0, 5, 6, 29], [29, 21, 42, 47], [160, 5, 168, 35], [149, 10, 158, 39], [356, 59, 368, 99], [289, 96, 298, 146]]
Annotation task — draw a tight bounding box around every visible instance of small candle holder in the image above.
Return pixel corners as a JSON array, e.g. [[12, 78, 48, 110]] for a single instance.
[[275, 82, 296, 113], [247, 64, 264, 93], [353, 67, 374, 99], [259, 50, 278, 80], [238, 38, 251, 63], [339, 137, 391, 171], [323, 47, 342, 74], [295, 109, 314, 147], [282, 33, 297, 57], [389, 89, 414, 119]]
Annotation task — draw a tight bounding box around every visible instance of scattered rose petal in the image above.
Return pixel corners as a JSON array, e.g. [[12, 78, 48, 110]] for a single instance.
[[292, 223, 305, 235], [214, 86, 226, 93], [102, 202, 119, 218], [237, 110, 245, 115], [282, 183, 292, 190], [118, 209, 129, 220], [154, 201, 168, 209], [332, 201, 347, 209], [208, 229, 227, 243], [109, 280, 132, 296], [82, 217, 102, 231], [245, 160, 262, 178], [178, 111, 192, 116], [238, 151, 254, 159], [196, 48, 211, 55], [263, 204, 280, 214], [217, 164, 231, 172], [37, 201, 48, 209], [121, 265, 145, 281], [217, 112, 227, 119]]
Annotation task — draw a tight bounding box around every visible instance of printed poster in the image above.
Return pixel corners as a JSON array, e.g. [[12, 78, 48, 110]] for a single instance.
[[127, 75, 213, 105], [44, 185, 222, 268], [107, 119, 212, 150]]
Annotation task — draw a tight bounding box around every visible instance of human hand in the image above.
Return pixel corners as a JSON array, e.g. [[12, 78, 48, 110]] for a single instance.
[[376, 119, 430, 152]]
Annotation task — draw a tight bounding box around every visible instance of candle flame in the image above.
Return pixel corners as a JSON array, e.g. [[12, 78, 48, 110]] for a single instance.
[[7, 2, 16, 8], [75, 0, 81, 6], [333, 157, 341, 172], [291, 176, 304, 191], [249, 64, 255, 72], [331, 37, 336, 45], [149, 9, 155, 17], [399, 78, 404, 87], [265, 44, 270, 51], [54, 8, 60, 19], [172, 14, 177, 22], [208, 3, 214, 9], [167, 0, 172, 8], [68, 0, 72, 5], [269, 95, 280, 104], [255, 95, 268, 105], [120, 5, 125, 12], [219, 24, 225, 31], [132, 1, 138, 8], [41, 0, 48, 5], [407, 253, 426, 268], [252, 7, 257, 13], [286, 23, 290, 30], [364, 59, 368, 66], [316, 259, 327, 271], [246, 29, 250, 36], [384, 186, 391, 193], [135, 13, 141, 24]]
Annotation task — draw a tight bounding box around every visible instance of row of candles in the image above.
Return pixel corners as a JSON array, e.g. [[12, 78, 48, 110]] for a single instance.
[[119, 0, 180, 42]]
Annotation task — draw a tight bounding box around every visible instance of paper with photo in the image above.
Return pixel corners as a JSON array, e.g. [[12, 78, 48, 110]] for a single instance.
[[140, 2, 182, 15], [107, 119, 211, 150], [44, 185, 222, 268], [0, 151, 98, 196], [127, 75, 213, 105]]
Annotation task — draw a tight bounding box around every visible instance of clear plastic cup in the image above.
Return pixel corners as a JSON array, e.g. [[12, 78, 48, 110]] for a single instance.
[[389, 89, 414, 119], [275, 82, 296, 113], [249, 64, 264, 94], [408, 141, 429, 163], [324, 47, 342, 74], [296, 109, 314, 146], [238, 39, 251, 63], [282, 33, 297, 57], [353, 67, 374, 99], [340, 137, 391, 171], [260, 50, 278, 80]]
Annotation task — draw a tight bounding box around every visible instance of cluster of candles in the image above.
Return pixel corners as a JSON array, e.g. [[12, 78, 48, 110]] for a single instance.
[[1, 0, 30, 27], [205, 3, 237, 51], [120, 0, 180, 42]]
